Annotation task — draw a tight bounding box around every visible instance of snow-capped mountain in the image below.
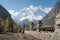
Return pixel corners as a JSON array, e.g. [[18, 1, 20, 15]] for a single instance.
[[9, 5, 52, 25]]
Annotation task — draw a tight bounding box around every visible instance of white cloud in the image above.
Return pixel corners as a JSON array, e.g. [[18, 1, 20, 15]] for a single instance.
[[9, 10, 14, 14], [9, 5, 52, 22], [43, 7, 52, 13], [39, 6, 52, 13]]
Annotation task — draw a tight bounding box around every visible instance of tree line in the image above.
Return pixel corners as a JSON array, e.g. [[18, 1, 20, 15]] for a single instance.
[[0, 16, 22, 33]]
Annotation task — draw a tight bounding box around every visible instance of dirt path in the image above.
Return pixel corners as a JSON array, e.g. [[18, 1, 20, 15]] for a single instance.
[[0, 33, 40, 40], [22, 34, 40, 40]]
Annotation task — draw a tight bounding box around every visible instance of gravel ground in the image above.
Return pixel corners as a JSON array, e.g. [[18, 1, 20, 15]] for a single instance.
[[25, 29, 60, 40], [0, 33, 40, 40], [0, 29, 60, 40]]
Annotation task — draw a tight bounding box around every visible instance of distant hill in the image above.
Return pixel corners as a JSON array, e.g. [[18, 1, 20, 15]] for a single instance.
[[0, 5, 11, 20]]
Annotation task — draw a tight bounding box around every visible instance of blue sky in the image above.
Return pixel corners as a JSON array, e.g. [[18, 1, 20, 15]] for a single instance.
[[0, 0, 58, 22], [0, 0, 57, 11]]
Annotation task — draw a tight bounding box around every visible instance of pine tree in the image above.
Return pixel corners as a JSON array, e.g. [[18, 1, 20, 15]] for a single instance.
[[4, 16, 13, 32], [13, 23, 21, 33], [0, 18, 4, 33], [7, 16, 13, 32], [0, 18, 3, 25]]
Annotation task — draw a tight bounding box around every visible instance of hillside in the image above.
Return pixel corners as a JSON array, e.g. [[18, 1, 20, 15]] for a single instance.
[[0, 5, 21, 33], [0, 5, 11, 20]]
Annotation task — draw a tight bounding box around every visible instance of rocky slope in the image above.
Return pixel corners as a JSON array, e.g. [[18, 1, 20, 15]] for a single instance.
[[0, 5, 11, 20]]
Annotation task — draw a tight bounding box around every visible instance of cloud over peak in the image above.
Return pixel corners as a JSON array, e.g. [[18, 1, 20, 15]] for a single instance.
[[9, 5, 52, 22]]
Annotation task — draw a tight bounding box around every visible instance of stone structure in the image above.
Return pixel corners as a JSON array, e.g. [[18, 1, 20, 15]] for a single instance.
[[54, 0, 60, 29], [55, 13, 60, 29], [39, 27, 55, 32], [37, 20, 42, 32]]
